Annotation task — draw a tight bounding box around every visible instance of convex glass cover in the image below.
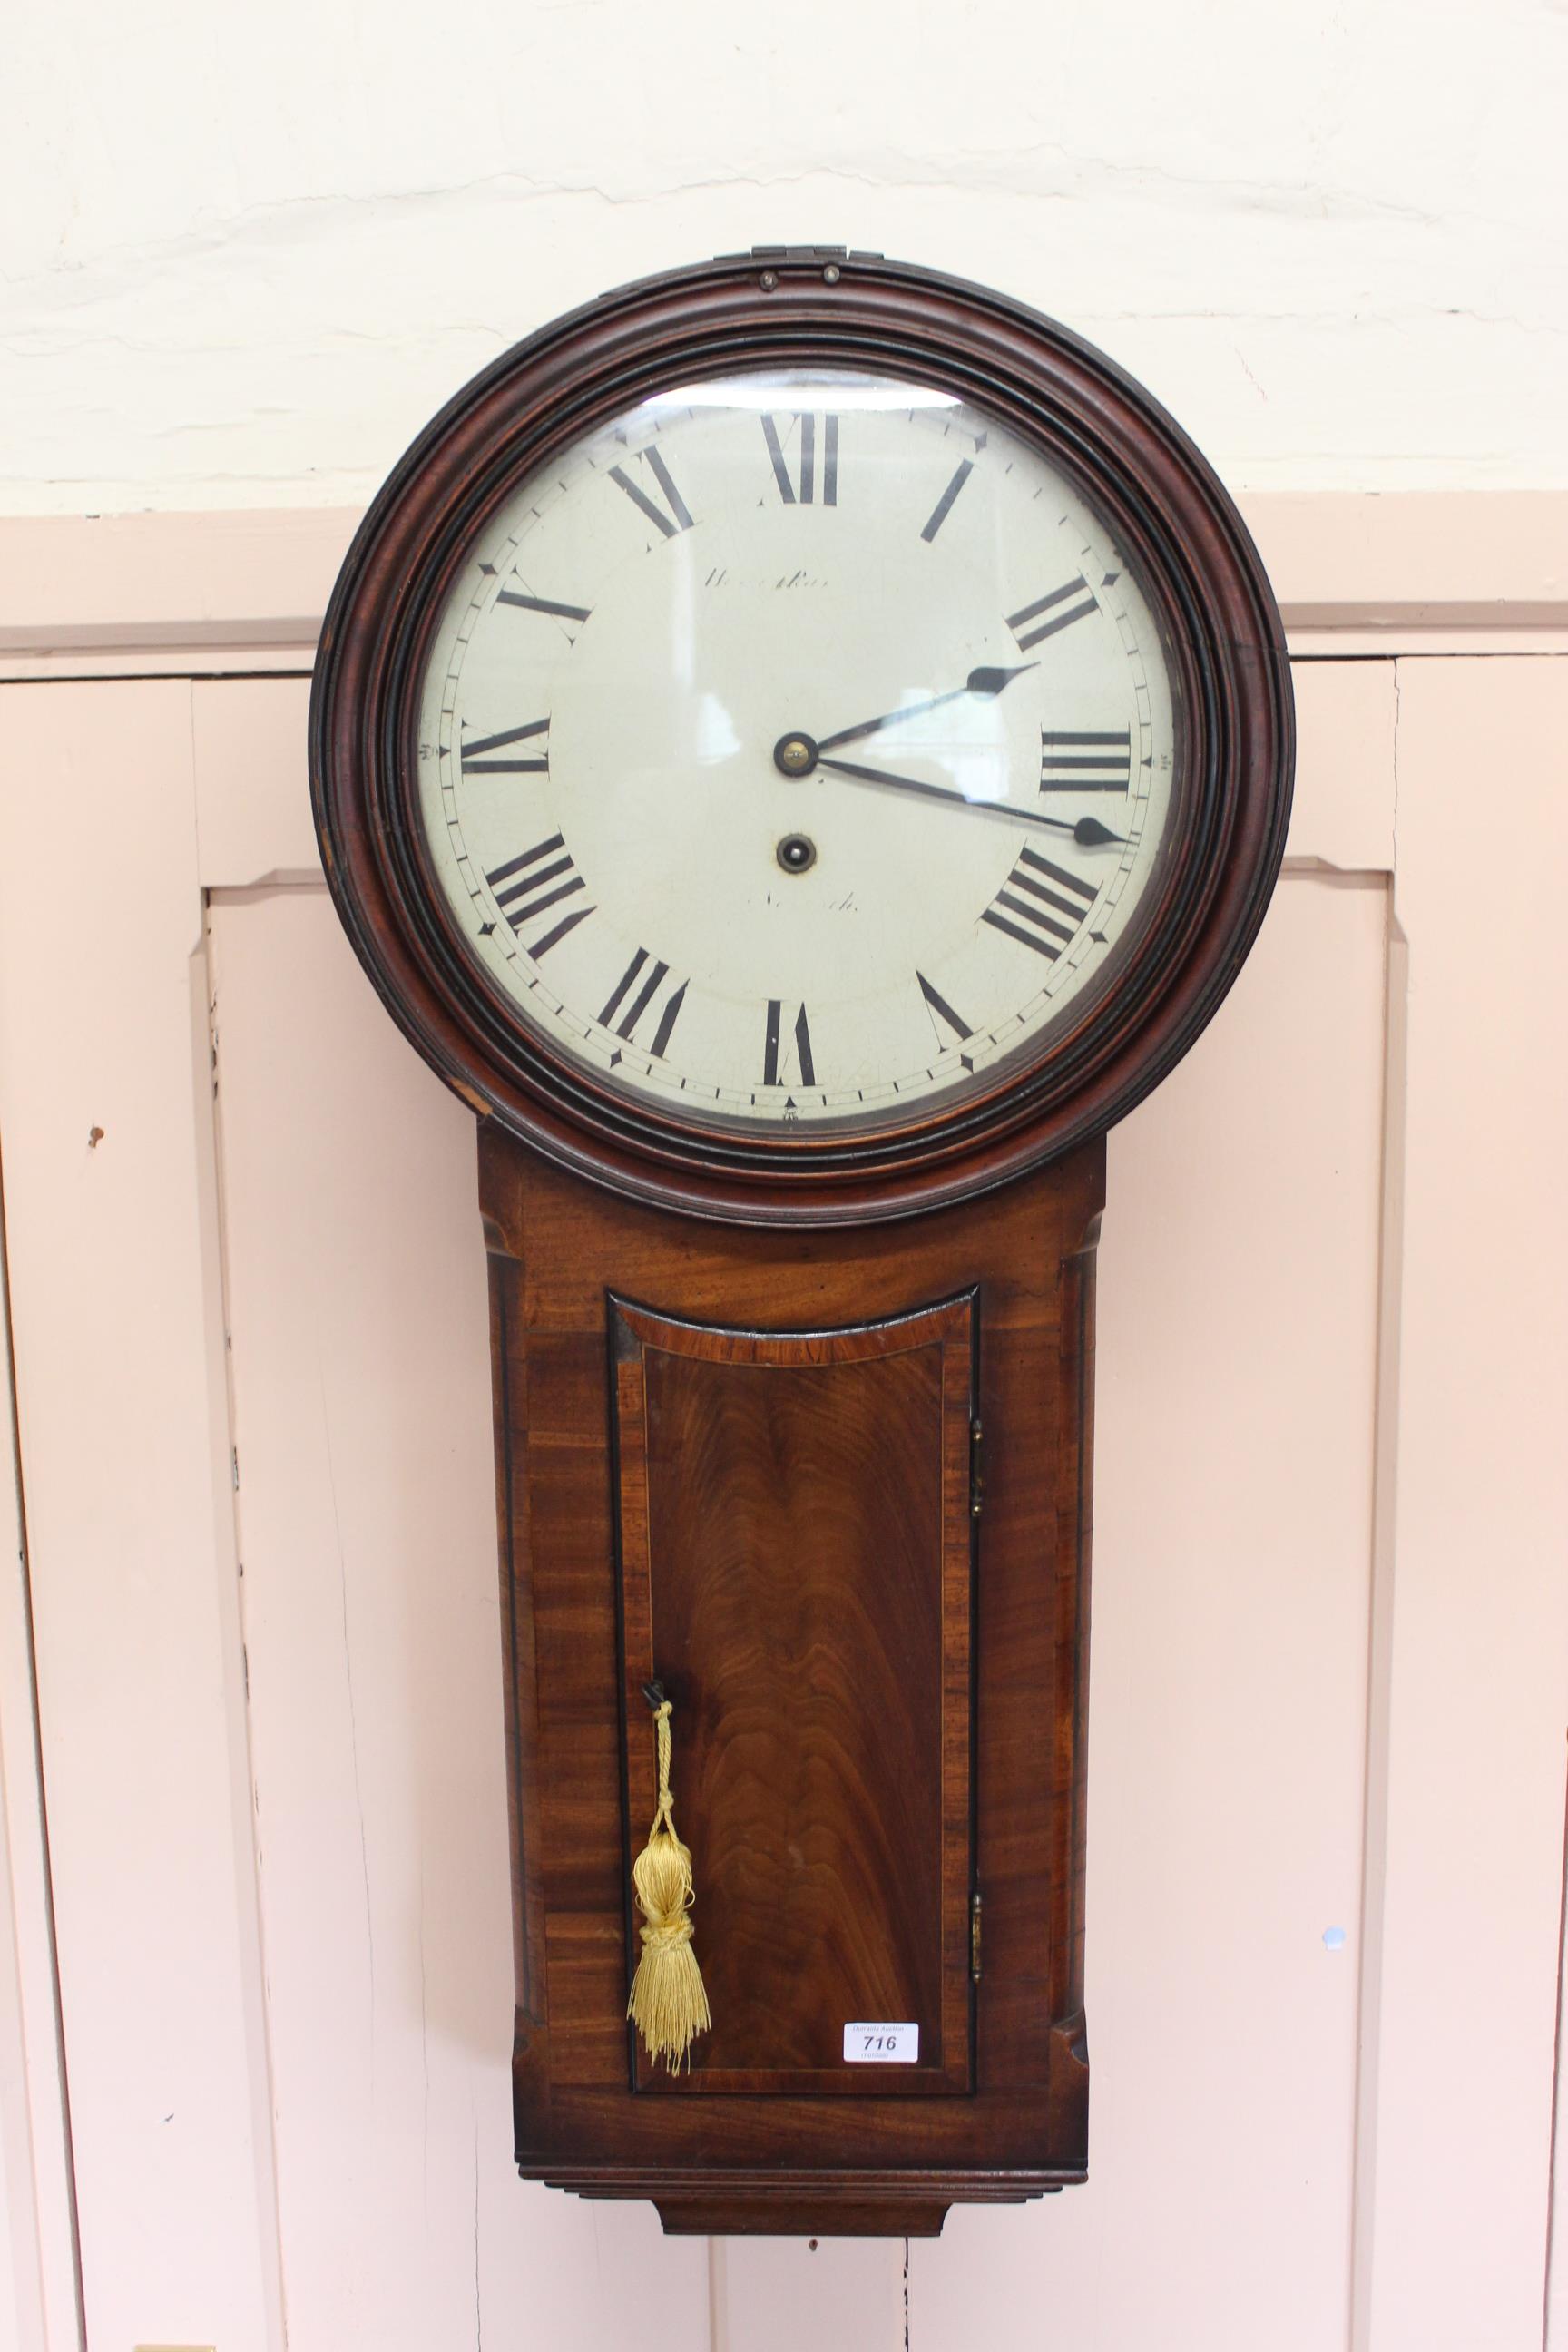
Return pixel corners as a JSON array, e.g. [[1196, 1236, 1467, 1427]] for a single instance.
[[413, 366, 1180, 1134]]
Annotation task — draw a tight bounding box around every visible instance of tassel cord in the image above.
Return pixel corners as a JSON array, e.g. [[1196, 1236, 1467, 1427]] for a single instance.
[[626, 1695, 710, 2070]]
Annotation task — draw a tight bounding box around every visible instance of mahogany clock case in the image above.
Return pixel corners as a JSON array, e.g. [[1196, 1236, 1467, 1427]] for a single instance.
[[484, 1132, 1106, 2237], [309, 246, 1294, 1227]]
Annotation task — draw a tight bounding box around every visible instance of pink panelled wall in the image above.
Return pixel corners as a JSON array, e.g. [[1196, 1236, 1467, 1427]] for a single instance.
[[0, 499, 1564, 2352]]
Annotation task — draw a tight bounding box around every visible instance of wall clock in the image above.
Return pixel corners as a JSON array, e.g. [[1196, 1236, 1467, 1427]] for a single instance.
[[310, 244, 1292, 2238]]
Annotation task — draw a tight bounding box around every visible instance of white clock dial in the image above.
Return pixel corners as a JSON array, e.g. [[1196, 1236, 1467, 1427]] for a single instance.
[[414, 367, 1179, 1132]]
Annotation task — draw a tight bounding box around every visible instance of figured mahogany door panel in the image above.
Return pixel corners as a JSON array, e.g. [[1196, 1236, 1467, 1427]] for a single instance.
[[611, 1294, 976, 2096]]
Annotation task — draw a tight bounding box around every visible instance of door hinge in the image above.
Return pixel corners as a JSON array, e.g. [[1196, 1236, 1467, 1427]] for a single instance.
[[969, 1416, 984, 1520], [971, 1891, 983, 1982]]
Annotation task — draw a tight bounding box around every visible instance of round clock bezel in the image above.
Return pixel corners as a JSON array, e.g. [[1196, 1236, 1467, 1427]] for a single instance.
[[310, 250, 1293, 1227]]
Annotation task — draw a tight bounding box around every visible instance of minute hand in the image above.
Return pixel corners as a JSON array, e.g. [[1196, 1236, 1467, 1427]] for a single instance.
[[815, 754, 1124, 847]]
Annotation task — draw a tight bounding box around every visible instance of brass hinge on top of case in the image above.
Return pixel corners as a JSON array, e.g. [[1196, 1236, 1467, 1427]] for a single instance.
[[971, 1892, 983, 1982], [970, 1416, 984, 1520]]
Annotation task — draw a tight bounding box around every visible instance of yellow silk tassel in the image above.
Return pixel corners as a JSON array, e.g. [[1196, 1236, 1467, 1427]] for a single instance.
[[627, 1695, 710, 2071]]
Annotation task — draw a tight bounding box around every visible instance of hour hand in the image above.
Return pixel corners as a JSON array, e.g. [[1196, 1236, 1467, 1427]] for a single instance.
[[817, 664, 1036, 754], [815, 754, 1124, 847]]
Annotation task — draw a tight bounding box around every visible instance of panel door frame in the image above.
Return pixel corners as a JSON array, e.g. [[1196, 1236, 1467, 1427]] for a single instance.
[[611, 1289, 977, 2100]]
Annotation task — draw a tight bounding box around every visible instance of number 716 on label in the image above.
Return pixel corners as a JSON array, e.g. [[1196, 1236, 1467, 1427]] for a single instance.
[[842, 2021, 919, 2063]]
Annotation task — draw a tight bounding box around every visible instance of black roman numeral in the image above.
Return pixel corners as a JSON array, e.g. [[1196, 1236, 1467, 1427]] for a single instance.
[[980, 846, 1098, 960], [1039, 728, 1132, 792], [916, 970, 973, 1044], [761, 414, 839, 506], [460, 719, 550, 775], [609, 446, 694, 539], [762, 999, 815, 1088], [485, 836, 594, 956], [596, 949, 688, 1056], [1005, 577, 1098, 652], [920, 459, 974, 543], [495, 587, 593, 623]]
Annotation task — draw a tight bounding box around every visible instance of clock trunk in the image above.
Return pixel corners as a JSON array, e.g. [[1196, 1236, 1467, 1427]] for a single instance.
[[481, 1128, 1102, 2237]]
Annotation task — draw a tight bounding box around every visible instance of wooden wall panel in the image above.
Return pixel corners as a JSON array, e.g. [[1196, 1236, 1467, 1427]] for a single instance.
[[207, 888, 709, 2349], [909, 871, 1388, 2347], [1550, 1922, 1568, 2352], [0, 681, 280, 2351], [1358, 657, 1568, 2352], [0, 1277, 72, 2352]]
